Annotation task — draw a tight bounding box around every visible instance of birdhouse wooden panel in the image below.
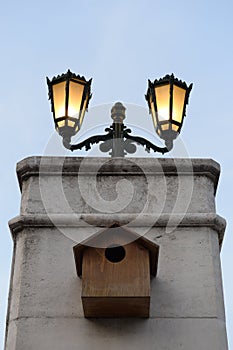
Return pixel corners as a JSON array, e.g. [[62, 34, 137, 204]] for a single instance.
[[73, 225, 159, 318]]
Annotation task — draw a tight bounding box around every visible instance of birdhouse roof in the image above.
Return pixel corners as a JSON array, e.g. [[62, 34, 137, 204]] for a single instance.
[[73, 224, 159, 277]]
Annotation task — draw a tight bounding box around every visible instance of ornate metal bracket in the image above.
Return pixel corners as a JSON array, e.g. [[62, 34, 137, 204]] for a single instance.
[[62, 102, 173, 157]]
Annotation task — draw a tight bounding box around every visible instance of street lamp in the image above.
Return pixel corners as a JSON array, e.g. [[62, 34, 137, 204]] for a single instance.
[[47, 70, 192, 157]]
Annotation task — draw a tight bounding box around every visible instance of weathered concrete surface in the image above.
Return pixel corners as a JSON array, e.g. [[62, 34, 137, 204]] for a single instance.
[[7, 318, 228, 350], [18, 157, 219, 216], [6, 157, 228, 349]]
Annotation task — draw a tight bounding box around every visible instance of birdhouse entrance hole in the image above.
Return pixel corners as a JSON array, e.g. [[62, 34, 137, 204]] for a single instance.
[[105, 244, 126, 263]]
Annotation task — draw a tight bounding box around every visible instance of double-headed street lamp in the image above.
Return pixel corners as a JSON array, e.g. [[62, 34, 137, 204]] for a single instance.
[[47, 70, 192, 157]]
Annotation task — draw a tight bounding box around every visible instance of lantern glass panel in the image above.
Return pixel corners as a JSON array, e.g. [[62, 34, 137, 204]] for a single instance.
[[155, 84, 170, 122], [172, 85, 186, 124], [172, 124, 179, 132], [52, 82, 66, 119], [79, 93, 89, 128], [67, 120, 75, 127], [150, 95, 157, 128], [161, 124, 170, 131], [68, 81, 85, 118], [57, 120, 65, 128]]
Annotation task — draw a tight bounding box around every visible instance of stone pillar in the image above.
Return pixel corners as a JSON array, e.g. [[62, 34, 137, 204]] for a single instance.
[[6, 157, 228, 350]]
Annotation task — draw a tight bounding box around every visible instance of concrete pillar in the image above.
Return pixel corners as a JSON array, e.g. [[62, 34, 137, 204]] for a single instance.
[[6, 156, 228, 349]]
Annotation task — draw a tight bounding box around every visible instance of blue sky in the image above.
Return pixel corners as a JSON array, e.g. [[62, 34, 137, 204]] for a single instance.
[[1, 0, 233, 348]]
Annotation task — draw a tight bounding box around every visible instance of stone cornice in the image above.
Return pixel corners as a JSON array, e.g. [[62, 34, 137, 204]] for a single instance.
[[16, 156, 220, 193], [9, 213, 226, 248]]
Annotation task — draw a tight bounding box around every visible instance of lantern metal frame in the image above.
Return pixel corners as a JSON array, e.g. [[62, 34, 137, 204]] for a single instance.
[[145, 74, 193, 143], [47, 71, 192, 157]]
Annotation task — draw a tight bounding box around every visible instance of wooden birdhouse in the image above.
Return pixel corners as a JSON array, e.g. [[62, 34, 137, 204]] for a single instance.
[[73, 225, 159, 318]]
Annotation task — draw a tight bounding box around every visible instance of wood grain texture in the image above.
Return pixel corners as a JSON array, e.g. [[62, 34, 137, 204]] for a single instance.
[[82, 242, 150, 297], [82, 297, 150, 318]]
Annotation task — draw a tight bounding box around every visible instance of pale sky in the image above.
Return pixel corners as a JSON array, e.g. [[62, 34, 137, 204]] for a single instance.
[[1, 0, 233, 348]]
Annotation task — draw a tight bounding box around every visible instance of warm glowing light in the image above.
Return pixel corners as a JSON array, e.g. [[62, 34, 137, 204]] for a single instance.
[[172, 85, 186, 123], [57, 120, 65, 128], [161, 124, 169, 131], [67, 120, 75, 127], [67, 107, 78, 118], [155, 85, 170, 122], [68, 81, 84, 118], [157, 109, 170, 121], [172, 124, 179, 132], [52, 81, 66, 119]]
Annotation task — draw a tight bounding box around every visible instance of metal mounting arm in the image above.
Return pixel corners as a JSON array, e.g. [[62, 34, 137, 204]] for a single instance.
[[62, 129, 114, 152], [62, 102, 173, 157]]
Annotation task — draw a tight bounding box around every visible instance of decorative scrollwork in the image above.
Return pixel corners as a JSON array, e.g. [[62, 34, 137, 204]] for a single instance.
[[62, 123, 172, 156], [62, 102, 173, 157]]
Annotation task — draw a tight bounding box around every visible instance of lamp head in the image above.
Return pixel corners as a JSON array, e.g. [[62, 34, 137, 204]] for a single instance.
[[145, 74, 192, 142], [47, 70, 92, 139]]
